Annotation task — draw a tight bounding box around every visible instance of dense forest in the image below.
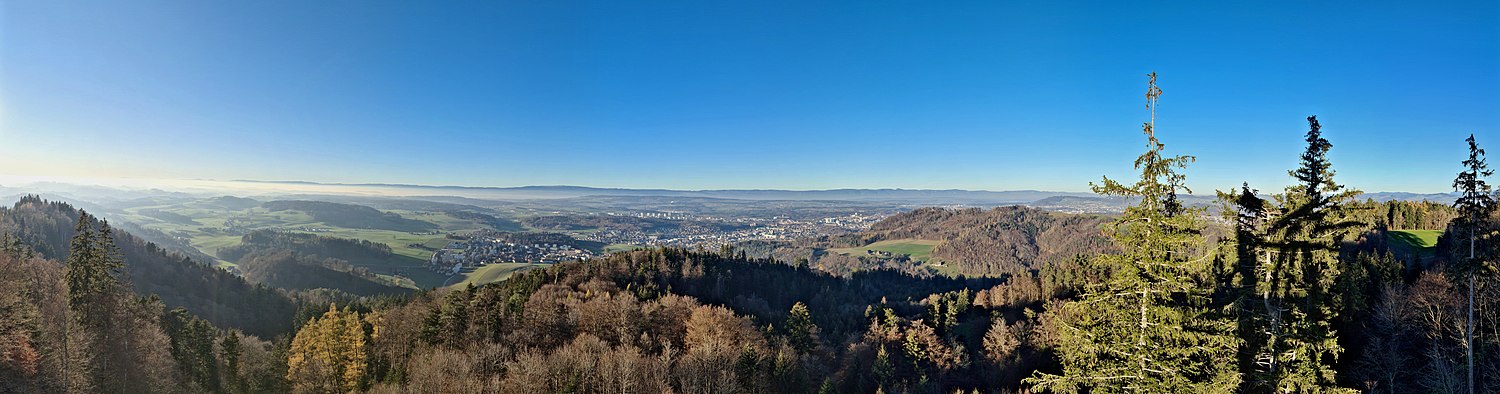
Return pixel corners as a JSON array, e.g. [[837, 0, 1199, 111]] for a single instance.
[[305, 248, 1016, 393], [0, 211, 295, 392], [0, 197, 297, 338], [218, 230, 396, 263], [213, 231, 410, 297], [733, 206, 1110, 279], [262, 201, 436, 232], [856, 206, 1113, 278]]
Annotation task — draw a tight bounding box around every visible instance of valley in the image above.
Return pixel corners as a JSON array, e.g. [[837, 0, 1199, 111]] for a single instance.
[[3, 3, 1493, 392]]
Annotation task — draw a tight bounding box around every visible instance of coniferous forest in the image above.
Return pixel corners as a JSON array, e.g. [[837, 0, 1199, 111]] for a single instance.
[[2, 75, 1498, 394]]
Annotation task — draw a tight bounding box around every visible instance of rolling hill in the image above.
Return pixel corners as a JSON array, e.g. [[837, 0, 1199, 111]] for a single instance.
[[0, 196, 297, 337]]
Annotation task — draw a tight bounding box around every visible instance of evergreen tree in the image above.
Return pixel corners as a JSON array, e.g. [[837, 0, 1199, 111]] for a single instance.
[[65, 211, 121, 326], [221, 331, 243, 393], [1451, 134, 1494, 394], [787, 302, 819, 353], [165, 308, 222, 392], [1026, 73, 1240, 393], [62, 211, 122, 391], [65, 214, 128, 334], [1225, 116, 1362, 392]]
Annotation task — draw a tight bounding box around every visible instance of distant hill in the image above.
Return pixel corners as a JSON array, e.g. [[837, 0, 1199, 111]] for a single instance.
[[1360, 191, 1457, 204], [262, 200, 438, 232], [522, 214, 678, 232], [772, 206, 1115, 278], [234, 249, 410, 297], [217, 229, 397, 263], [202, 195, 261, 210], [1026, 194, 1217, 213], [851, 206, 1114, 277], [4, 180, 1466, 214], [231, 180, 1463, 211], [234, 180, 1098, 204]]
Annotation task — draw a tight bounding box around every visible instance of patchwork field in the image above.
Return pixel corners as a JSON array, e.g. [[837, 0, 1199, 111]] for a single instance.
[[829, 238, 943, 262], [115, 200, 503, 289]]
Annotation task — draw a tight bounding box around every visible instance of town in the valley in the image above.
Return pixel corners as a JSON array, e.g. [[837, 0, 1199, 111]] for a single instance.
[[425, 211, 886, 274]]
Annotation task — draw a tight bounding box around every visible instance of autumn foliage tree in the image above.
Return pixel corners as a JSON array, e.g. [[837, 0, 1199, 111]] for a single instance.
[[287, 304, 369, 393]]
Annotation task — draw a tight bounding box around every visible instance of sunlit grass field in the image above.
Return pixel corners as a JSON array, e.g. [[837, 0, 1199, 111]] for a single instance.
[[451, 263, 547, 288], [828, 238, 943, 262]]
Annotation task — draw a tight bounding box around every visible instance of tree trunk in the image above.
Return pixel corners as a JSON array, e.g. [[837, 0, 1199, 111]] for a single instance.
[[1468, 233, 1475, 394]]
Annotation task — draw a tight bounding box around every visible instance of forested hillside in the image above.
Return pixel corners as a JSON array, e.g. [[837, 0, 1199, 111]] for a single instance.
[[744, 206, 1113, 279], [234, 250, 410, 297], [0, 196, 297, 337], [217, 230, 397, 263], [856, 206, 1113, 277], [217, 230, 411, 297], [0, 210, 294, 392], [312, 248, 1037, 393], [262, 200, 437, 232]]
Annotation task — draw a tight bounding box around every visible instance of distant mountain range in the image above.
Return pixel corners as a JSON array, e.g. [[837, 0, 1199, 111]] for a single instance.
[[228, 180, 1098, 203], [1, 180, 1462, 215], [226, 180, 1459, 206]]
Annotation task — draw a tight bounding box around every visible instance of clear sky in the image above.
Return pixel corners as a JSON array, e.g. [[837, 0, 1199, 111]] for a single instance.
[[1, 1, 1496, 192]]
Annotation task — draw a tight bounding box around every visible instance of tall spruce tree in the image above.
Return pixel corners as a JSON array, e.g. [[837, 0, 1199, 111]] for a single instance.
[[1225, 116, 1362, 392], [1025, 73, 1240, 393], [64, 212, 128, 346], [1451, 134, 1494, 394], [62, 211, 139, 392]]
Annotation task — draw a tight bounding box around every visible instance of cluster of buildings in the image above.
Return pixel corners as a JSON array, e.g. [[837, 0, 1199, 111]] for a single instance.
[[818, 213, 883, 228], [420, 212, 891, 276], [579, 213, 888, 250], [426, 237, 595, 275], [628, 211, 689, 220]]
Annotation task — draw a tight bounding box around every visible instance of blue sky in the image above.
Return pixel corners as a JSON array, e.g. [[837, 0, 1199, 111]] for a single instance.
[[1, 1, 1496, 192]]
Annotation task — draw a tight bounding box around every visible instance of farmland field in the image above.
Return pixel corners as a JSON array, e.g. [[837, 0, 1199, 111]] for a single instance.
[[113, 200, 507, 288], [451, 263, 547, 288], [1388, 229, 1441, 262], [828, 238, 943, 262]]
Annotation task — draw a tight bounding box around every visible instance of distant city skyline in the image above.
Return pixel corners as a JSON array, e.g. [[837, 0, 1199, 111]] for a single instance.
[[2, 1, 1496, 193]]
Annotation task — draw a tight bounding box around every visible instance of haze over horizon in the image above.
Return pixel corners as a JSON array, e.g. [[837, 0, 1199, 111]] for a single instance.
[[0, 174, 1465, 203], [3, 1, 1496, 193]]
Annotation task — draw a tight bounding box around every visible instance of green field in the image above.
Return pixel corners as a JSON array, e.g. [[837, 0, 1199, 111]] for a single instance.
[[1389, 229, 1441, 248], [117, 202, 504, 289], [829, 239, 943, 262], [451, 263, 546, 288], [1388, 229, 1442, 261]]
